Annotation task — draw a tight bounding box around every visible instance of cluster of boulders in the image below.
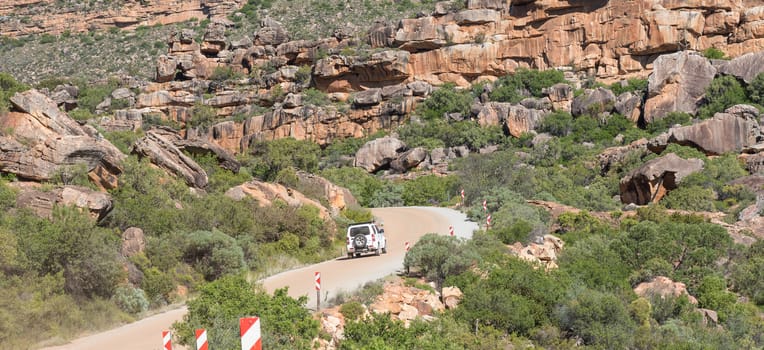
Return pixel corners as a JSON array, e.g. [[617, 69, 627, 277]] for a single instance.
[[507, 234, 564, 270], [315, 279, 463, 349]]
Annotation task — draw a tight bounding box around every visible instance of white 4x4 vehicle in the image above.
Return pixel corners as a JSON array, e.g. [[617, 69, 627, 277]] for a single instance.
[[346, 221, 387, 258]]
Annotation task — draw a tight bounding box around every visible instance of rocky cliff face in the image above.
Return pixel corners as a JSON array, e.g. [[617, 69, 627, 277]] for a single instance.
[[0, 0, 244, 37]]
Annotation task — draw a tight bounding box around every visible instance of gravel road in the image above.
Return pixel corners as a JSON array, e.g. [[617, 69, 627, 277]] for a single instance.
[[40, 206, 476, 350]]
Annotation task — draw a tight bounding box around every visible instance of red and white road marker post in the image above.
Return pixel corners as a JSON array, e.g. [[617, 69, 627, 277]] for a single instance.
[[195, 329, 208, 350], [162, 330, 172, 350], [405, 241, 410, 252], [240, 317, 262, 350], [486, 214, 492, 229], [449, 225, 454, 236], [315, 271, 321, 310]]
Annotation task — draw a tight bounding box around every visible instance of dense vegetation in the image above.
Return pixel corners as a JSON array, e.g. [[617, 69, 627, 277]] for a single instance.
[[2, 15, 764, 345]]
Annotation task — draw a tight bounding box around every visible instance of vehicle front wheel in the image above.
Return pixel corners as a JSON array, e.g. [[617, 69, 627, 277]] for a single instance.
[[382, 246, 387, 254], [375, 248, 381, 256]]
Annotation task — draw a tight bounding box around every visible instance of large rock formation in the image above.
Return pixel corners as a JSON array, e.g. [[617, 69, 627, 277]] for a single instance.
[[717, 50, 764, 83], [131, 128, 209, 189], [644, 51, 717, 123], [354, 136, 408, 173], [12, 182, 113, 221], [620, 153, 704, 205], [0, 0, 245, 37], [224, 179, 333, 222], [0, 90, 124, 189], [648, 104, 763, 155]]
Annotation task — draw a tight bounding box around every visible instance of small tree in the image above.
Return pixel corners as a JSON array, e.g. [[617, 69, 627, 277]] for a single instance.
[[403, 233, 478, 295]]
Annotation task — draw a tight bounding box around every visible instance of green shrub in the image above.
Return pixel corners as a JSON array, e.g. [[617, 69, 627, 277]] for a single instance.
[[698, 75, 749, 119], [730, 240, 764, 305], [174, 276, 318, 350], [539, 110, 573, 137], [39, 33, 57, 44], [247, 137, 320, 182], [557, 288, 636, 347], [188, 102, 218, 129], [339, 301, 365, 321], [702, 47, 727, 60], [416, 83, 473, 120], [210, 66, 244, 81], [746, 72, 764, 105], [401, 175, 457, 206], [457, 256, 566, 336], [404, 233, 478, 292], [112, 286, 150, 314], [661, 185, 716, 211], [302, 88, 330, 106], [610, 78, 648, 96], [0, 72, 29, 113], [490, 68, 566, 103], [646, 111, 692, 135], [182, 230, 246, 281]]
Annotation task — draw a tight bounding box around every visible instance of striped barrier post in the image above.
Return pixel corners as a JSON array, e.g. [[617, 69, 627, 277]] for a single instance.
[[162, 330, 172, 350], [449, 225, 454, 236], [195, 329, 208, 350], [240, 317, 262, 350], [405, 241, 410, 252], [315, 271, 321, 310]]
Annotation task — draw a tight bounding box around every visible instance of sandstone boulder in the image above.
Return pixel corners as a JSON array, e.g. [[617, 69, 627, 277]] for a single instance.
[[648, 104, 763, 155], [48, 84, 79, 111], [354, 136, 407, 173], [201, 21, 228, 55], [225, 179, 333, 221], [505, 104, 545, 138], [254, 18, 289, 46], [507, 234, 564, 270], [131, 129, 208, 188], [597, 138, 649, 174], [615, 91, 643, 122], [1, 90, 124, 189], [544, 83, 574, 112], [390, 147, 428, 173], [442, 286, 463, 309], [620, 153, 704, 205], [121, 227, 145, 258], [717, 50, 764, 83], [644, 51, 716, 123], [633, 276, 698, 304], [295, 171, 358, 216], [352, 88, 382, 107], [572, 87, 616, 117], [13, 183, 113, 221]]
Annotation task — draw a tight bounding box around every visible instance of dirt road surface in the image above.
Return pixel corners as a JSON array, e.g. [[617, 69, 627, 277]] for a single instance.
[[41, 206, 476, 350]]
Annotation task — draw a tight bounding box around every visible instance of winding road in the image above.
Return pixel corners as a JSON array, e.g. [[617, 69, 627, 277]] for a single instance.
[[41, 207, 476, 350]]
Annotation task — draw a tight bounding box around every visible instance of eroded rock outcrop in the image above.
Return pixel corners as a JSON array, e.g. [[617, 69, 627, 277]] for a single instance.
[[620, 153, 704, 205], [131, 129, 208, 189], [648, 104, 763, 155], [224, 179, 332, 221], [354, 136, 408, 173], [644, 51, 717, 123], [0, 90, 124, 189], [12, 182, 113, 221], [634, 276, 698, 304]]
